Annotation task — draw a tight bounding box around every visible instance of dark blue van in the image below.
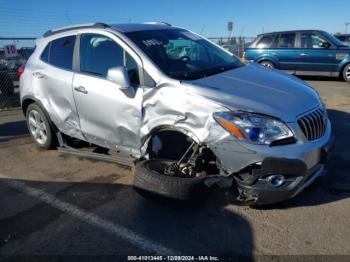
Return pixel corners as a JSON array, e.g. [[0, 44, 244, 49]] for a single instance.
[[244, 30, 350, 82]]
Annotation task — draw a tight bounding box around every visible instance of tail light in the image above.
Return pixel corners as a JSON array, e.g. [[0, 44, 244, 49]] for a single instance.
[[18, 62, 26, 79]]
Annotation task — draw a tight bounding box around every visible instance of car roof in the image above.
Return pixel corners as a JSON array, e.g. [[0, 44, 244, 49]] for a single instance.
[[110, 23, 176, 33], [258, 29, 324, 36], [43, 22, 177, 37]]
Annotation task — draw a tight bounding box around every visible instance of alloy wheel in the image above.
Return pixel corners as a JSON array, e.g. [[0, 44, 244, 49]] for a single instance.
[[261, 61, 274, 68], [346, 66, 350, 80], [28, 110, 48, 145]]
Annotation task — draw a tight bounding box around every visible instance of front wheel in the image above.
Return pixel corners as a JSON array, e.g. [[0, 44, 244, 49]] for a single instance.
[[342, 63, 350, 83], [26, 103, 56, 149], [133, 159, 208, 200]]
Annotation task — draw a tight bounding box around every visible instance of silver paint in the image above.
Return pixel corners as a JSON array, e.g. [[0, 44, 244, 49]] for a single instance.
[[20, 23, 332, 176]]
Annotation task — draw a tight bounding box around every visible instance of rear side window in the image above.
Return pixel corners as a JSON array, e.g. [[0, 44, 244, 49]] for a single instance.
[[275, 33, 296, 48], [256, 34, 276, 48], [46, 35, 76, 70], [49, 36, 75, 70], [41, 43, 50, 63]]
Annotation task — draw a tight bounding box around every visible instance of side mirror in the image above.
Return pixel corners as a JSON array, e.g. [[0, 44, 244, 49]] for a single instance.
[[318, 42, 330, 48], [106, 67, 130, 90]]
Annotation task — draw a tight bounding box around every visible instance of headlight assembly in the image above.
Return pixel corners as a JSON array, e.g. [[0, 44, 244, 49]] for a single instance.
[[213, 111, 294, 145]]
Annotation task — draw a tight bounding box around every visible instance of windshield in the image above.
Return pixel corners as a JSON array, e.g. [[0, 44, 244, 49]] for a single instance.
[[126, 29, 243, 80], [323, 31, 348, 47]]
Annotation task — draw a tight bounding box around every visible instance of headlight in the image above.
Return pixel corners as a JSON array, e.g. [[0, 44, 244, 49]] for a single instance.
[[213, 111, 294, 145]]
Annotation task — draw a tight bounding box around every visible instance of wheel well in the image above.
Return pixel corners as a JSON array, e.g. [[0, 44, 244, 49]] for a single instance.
[[146, 129, 219, 175], [22, 98, 35, 115], [147, 130, 195, 160], [21, 99, 58, 132], [259, 59, 274, 66], [340, 62, 350, 79]]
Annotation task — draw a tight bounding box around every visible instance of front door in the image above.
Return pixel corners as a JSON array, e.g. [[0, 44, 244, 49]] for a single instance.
[[72, 33, 143, 156], [295, 31, 338, 74]]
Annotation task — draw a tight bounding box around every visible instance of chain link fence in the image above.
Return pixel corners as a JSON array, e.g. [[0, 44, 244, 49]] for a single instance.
[[0, 38, 36, 110], [207, 36, 256, 58]]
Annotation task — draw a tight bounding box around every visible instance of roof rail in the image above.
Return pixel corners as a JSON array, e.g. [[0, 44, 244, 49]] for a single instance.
[[143, 21, 172, 27], [43, 22, 110, 37]]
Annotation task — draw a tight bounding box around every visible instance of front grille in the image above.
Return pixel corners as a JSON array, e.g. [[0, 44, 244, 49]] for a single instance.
[[297, 107, 327, 141]]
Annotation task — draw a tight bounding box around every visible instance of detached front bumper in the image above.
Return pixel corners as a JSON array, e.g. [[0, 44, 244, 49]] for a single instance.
[[235, 135, 335, 205]]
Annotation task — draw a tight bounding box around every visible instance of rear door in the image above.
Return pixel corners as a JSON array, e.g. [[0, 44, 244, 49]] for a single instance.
[[72, 33, 143, 156], [36, 35, 83, 139], [268, 32, 298, 72], [295, 31, 338, 74]]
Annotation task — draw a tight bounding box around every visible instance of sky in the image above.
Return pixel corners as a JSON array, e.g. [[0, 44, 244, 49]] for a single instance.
[[0, 0, 349, 38]]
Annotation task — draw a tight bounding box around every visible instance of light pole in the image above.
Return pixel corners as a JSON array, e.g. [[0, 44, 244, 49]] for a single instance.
[[346, 22, 350, 34]]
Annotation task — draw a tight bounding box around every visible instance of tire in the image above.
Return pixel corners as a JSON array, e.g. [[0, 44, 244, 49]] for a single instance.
[[133, 159, 208, 200], [26, 103, 56, 149], [259, 60, 275, 69], [0, 72, 14, 96], [342, 63, 350, 83]]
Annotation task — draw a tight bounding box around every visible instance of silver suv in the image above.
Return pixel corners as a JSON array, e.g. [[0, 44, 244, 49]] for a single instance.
[[20, 22, 334, 205]]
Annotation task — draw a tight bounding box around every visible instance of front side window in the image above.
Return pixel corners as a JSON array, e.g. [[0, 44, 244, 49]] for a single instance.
[[127, 29, 242, 80], [80, 34, 123, 77], [300, 32, 328, 48], [49, 35, 76, 69], [80, 34, 139, 85], [276, 33, 296, 48]]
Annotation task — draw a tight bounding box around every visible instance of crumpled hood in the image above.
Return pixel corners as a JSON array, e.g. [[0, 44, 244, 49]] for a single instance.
[[184, 63, 321, 122]]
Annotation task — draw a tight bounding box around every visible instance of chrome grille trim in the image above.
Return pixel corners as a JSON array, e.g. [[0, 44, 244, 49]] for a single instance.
[[297, 107, 327, 141]]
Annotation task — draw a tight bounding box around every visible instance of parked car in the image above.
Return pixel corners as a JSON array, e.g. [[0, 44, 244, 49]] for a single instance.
[[244, 30, 350, 82], [17, 47, 35, 79], [20, 23, 334, 205], [334, 34, 350, 46]]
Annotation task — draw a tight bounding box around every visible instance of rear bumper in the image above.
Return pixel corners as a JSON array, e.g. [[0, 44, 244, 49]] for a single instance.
[[235, 135, 335, 205]]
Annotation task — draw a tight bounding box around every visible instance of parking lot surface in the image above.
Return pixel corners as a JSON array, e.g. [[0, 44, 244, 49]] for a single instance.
[[0, 79, 350, 259]]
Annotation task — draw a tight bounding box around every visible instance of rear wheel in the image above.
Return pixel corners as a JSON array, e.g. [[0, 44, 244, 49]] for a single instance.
[[26, 103, 56, 149], [259, 60, 275, 69], [342, 63, 350, 83]]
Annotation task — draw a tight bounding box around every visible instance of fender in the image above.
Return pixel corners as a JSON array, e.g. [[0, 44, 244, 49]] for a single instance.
[[337, 56, 350, 72], [22, 95, 46, 116]]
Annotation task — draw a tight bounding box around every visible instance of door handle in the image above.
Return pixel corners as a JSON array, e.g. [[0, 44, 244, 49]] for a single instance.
[[300, 53, 309, 56], [74, 86, 88, 94], [32, 72, 45, 79]]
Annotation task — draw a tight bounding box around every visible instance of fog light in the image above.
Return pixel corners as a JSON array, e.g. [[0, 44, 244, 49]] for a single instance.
[[267, 175, 285, 187]]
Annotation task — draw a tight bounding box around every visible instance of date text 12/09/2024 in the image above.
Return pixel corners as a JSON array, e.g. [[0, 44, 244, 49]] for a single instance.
[[127, 256, 220, 261]]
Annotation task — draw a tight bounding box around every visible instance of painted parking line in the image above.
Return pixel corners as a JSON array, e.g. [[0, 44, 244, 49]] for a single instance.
[[1, 177, 179, 255]]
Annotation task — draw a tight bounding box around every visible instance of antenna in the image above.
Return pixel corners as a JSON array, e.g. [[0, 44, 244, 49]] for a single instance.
[[200, 25, 206, 35]]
